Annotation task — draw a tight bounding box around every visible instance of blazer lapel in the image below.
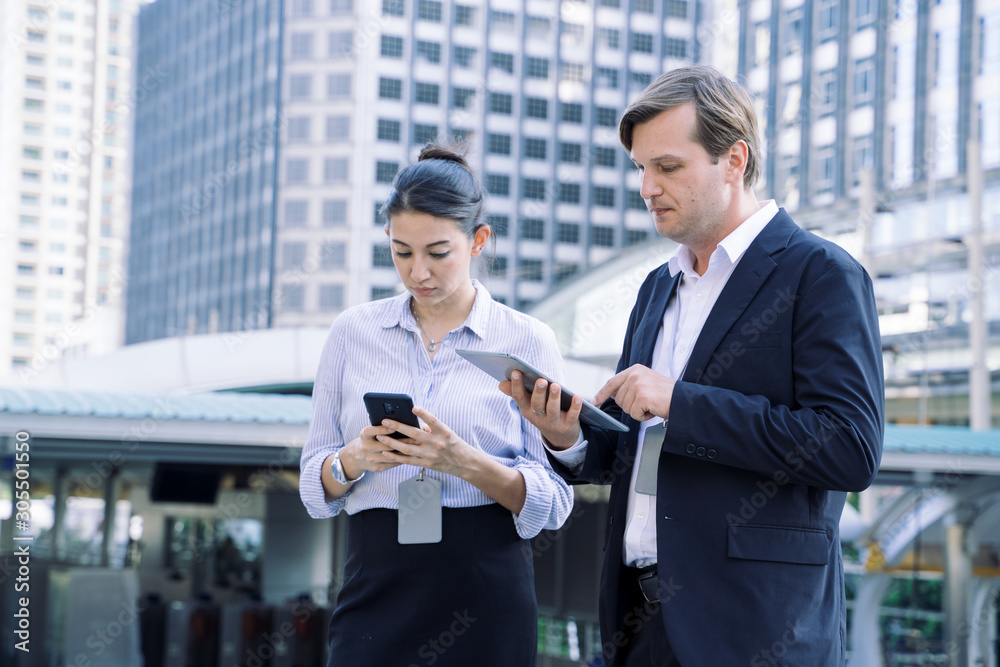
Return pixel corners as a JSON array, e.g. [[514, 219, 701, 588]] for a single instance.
[[633, 269, 680, 367], [682, 211, 795, 384]]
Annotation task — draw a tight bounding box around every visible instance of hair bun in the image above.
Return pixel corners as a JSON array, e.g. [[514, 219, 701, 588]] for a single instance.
[[417, 142, 470, 170]]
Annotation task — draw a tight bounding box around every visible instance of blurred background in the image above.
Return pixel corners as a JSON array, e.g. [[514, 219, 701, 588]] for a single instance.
[[0, 0, 998, 665]]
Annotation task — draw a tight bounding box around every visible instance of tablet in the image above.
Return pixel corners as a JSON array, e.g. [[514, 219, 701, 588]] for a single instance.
[[456, 349, 629, 433]]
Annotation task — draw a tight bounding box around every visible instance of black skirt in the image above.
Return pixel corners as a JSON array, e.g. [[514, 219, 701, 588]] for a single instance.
[[327, 503, 538, 667]]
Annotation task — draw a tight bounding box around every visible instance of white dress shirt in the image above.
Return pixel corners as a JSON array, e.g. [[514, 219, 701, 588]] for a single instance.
[[548, 201, 779, 566]]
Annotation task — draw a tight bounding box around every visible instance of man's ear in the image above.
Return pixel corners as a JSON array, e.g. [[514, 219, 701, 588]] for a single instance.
[[726, 140, 749, 185]]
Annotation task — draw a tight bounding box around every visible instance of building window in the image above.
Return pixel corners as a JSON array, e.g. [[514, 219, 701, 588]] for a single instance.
[[413, 123, 438, 145], [519, 259, 544, 282], [783, 7, 804, 55], [379, 77, 402, 100], [491, 10, 516, 32], [664, 38, 687, 59], [328, 73, 351, 98], [489, 93, 513, 115], [323, 200, 347, 226], [486, 174, 510, 196], [373, 245, 394, 268], [554, 262, 579, 285], [330, 0, 353, 15], [558, 183, 581, 204], [560, 143, 582, 164], [557, 223, 579, 244], [631, 33, 654, 54], [852, 135, 874, 186], [855, 0, 874, 29], [592, 226, 615, 247], [598, 28, 620, 50], [595, 106, 618, 127], [854, 57, 875, 106], [377, 118, 401, 142], [598, 0, 620, 7], [522, 179, 546, 201], [328, 31, 353, 58], [487, 133, 512, 155], [525, 97, 548, 119], [626, 229, 649, 245], [283, 242, 308, 268], [319, 284, 345, 309], [523, 138, 546, 160], [325, 157, 349, 183], [627, 190, 646, 210], [289, 74, 312, 99], [452, 87, 476, 109], [520, 218, 545, 240], [489, 256, 507, 278], [818, 0, 838, 42], [526, 57, 549, 79], [815, 145, 836, 195], [488, 215, 509, 237], [321, 241, 347, 268], [454, 5, 476, 25], [17, 264, 36, 276], [326, 115, 350, 141], [376, 161, 399, 183], [816, 70, 837, 117], [286, 158, 309, 184], [561, 103, 583, 123], [372, 286, 397, 300], [454, 45, 476, 68], [285, 200, 308, 227], [291, 32, 313, 59], [491, 52, 514, 74], [561, 62, 585, 82], [666, 0, 688, 18], [417, 0, 441, 22], [381, 35, 403, 58], [597, 67, 619, 89], [634, 0, 654, 13], [592, 187, 616, 207], [417, 41, 441, 63], [593, 147, 617, 168], [288, 116, 311, 142], [414, 83, 439, 105], [382, 0, 404, 16]]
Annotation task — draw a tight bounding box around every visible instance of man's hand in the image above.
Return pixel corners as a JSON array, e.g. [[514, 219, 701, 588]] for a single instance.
[[499, 371, 583, 450], [594, 364, 675, 422]]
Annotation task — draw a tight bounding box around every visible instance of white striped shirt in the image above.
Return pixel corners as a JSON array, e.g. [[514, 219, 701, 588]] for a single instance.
[[299, 280, 574, 539]]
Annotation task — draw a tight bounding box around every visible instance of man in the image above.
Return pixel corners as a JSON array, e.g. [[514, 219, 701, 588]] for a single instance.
[[502, 66, 884, 666]]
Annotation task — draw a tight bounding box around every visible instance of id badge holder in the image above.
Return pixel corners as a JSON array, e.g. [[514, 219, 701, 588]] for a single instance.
[[398, 471, 442, 544]]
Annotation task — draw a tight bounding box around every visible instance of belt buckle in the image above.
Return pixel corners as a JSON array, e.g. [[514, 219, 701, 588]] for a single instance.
[[636, 568, 660, 603]]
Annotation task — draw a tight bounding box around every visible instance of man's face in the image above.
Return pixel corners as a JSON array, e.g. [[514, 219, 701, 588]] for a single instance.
[[629, 102, 733, 250]]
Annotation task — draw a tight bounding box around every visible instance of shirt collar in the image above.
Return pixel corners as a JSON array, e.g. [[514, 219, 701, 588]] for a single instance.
[[379, 279, 492, 340], [668, 200, 779, 277]]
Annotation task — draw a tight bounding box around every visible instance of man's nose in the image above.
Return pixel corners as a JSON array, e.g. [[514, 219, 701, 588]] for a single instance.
[[639, 170, 661, 200]]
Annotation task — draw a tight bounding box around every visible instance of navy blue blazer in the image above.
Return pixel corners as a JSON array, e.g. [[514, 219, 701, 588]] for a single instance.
[[550, 210, 884, 666]]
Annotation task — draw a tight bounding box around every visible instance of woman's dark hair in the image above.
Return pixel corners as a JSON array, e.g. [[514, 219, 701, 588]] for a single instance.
[[381, 143, 487, 238]]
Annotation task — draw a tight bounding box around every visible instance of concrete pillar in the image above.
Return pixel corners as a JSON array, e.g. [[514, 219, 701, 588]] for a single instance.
[[99, 467, 121, 567], [850, 574, 892, 667], [944, 506, 976, 667]]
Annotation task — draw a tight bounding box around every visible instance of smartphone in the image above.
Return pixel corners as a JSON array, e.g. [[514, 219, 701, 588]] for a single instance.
[[362, 393, 421, 440]]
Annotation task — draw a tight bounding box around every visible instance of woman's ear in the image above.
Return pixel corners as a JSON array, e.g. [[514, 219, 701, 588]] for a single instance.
[[470, 226, 492, 256]]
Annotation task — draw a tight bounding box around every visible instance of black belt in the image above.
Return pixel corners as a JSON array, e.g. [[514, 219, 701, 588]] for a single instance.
[[627, 564, 659, 603]]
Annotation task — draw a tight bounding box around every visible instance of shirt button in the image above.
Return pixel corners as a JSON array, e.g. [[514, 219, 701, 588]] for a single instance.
[[696, 446, 706, 457], [638, 512, 646, 519], [685, 443, 696, 454], [696, 293, 705, 302]]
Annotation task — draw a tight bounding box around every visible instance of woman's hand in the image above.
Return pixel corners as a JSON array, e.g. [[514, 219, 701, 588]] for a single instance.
[[339, 425, 417, 479], [377, 408, 477, 479]]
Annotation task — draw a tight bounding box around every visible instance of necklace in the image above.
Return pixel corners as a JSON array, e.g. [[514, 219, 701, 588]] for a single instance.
[[410, 301, 438, 352]]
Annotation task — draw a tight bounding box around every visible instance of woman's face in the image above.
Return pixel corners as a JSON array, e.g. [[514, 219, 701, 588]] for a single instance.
[[386, 211, 487, 309]]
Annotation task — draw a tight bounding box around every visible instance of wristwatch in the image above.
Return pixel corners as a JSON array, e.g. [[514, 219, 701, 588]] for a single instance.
[[331, 452, 364, 485]]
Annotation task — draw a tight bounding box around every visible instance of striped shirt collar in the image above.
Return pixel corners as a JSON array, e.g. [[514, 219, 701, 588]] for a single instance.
[[379, 279, 492, 340]]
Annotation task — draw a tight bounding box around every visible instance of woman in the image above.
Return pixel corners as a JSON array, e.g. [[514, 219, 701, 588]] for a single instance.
[[299, 144, 574, 666]]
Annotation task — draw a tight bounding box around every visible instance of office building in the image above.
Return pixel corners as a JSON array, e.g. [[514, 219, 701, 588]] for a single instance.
[[0, 0, 139, 377], [126, 0, 723, 343]]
